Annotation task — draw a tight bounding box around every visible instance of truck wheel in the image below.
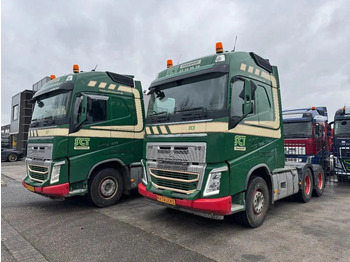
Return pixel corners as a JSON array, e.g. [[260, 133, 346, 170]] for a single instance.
[[236, 176, 269, 228], [89, 168, 123, 207], [297, 168, 313, 203], [8, 153, 18, 162], [313, 167, 325, 197]]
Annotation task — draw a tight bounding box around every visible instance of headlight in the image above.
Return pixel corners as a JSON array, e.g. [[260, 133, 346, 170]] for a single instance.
[[203, 166, 228, 197], [50, 161, 65, 184], [141, 159, 147, 185]]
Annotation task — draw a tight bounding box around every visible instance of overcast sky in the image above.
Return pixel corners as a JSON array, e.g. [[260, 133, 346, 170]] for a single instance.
[[2, 0, 350, 125]]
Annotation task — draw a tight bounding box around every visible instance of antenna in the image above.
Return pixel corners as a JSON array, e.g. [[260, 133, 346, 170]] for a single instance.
[[233, 36, 238, 51], [177, 54, 182, 65], [92, 64, 98, 71]]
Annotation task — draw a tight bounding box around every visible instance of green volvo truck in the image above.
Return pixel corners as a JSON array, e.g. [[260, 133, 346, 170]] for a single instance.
[[22, 65, 145, 207], [138, 42, 325, 227]]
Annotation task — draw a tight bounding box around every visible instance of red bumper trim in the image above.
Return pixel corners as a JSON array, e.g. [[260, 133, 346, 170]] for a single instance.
[[22, 180, 70, 197], [138, 183, 232, 216]]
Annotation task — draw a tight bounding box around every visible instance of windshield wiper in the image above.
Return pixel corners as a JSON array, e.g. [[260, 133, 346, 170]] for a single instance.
[[175, 107, 207, 120], [175, 107, 205, 114], [149, 111, 169, 116], [30, 120, 39, 127], [148, 111, 170, 123], [42, 116, 56, 126]]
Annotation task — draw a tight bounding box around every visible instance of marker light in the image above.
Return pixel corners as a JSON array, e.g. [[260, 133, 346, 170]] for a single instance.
[[73, 64, 79, 73], [167, 59, 173, 68], [311, 106, 316, 110], [50, 75, 56, 80], [216, 42, 223, 54]]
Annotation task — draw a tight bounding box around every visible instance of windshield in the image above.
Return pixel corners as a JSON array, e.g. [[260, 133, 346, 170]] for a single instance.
[[335, 120, 350, 137], [147, 73, 228, 123], [31, 91, 72, 127], [283, 122, 312, 138]]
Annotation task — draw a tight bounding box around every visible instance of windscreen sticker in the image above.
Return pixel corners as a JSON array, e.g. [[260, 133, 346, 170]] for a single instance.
[[234, 135, 246, 151], [74, 137, 90, 150]]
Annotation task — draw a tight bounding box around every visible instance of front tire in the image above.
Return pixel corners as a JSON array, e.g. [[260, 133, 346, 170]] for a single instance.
[[89, 168, 123, 207], [236, 176, 269, 228], [7, 153, 18, 162]]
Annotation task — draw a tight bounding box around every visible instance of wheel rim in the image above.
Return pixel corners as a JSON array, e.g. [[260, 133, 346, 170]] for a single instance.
[[252, 190, 264, 215], [318, 173, 323, 189], [9, 154, 17, 161], [305, 175, 311, 195], [99, 177, 118, 199]]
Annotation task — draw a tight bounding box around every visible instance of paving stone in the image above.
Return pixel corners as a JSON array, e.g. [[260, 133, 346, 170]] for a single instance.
[[1, 218, 48, 262]]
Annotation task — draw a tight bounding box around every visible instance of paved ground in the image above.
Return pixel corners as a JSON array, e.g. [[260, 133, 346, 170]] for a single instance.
[[2, 160, 350, 261]]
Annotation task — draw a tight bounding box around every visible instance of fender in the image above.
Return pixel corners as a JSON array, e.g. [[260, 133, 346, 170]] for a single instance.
[[244, 163, 272, 190], [87, 158, 126, 180]]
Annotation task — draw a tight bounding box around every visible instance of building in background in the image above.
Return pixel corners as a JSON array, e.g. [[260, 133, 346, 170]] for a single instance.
[[33, 76, 50, 92], [9, 76, 50, 154], [10, 90, 35, 153], [1, 124, 10, 136]]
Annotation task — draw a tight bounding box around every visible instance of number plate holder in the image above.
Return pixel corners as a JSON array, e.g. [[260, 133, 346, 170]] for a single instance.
[[156, 195, 176, 206]]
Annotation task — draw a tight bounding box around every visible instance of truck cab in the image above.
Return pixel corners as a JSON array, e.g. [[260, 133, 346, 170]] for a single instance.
[[283, 107, 330, 167], [139, 42, 324, 228], [333, 106, 350, 180], [22, 66, 145, 207]]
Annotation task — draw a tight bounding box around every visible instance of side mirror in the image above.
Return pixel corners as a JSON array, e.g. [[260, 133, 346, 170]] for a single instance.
[[243, 80, 256, 116], [78, 95, 88, 124], [328, 121, 334, 131], [70, 94, 87, 133], [243, 80, 252, 115], [229, 78, 256, 129]]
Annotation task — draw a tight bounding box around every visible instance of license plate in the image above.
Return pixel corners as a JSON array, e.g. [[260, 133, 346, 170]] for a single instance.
[[25, 184, 35, 192], [157, 195, 176, 206]]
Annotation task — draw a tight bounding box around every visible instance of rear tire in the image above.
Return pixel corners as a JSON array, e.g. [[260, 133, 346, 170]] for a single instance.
[[297, 168, 313, 203], [236, 176, 269, 228], [7, 153, 17, 162], [313, 166, 325, 197], [89, 168, 123, 207]]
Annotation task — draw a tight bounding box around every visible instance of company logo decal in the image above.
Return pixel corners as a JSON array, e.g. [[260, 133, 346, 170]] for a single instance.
[[74, 137, 90, 150], [234, 135, 246, 151]]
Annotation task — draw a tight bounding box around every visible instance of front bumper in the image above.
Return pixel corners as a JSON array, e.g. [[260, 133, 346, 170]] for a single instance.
[[138, 183, 232, 216], [22, 179, 69, 197]]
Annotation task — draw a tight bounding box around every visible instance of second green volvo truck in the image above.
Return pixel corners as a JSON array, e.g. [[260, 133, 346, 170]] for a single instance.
[[22, 65, 145, 207], [139, 42, 325, 227]]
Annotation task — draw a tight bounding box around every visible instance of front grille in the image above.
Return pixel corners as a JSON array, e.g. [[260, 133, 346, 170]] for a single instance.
[[340, 148, 350, 172], [150, 168, 199, 194], [146, 142, 207, 195], [29, 165, 48, 173], [28, 164, 49, 182], [147, 143, 206, 163]]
